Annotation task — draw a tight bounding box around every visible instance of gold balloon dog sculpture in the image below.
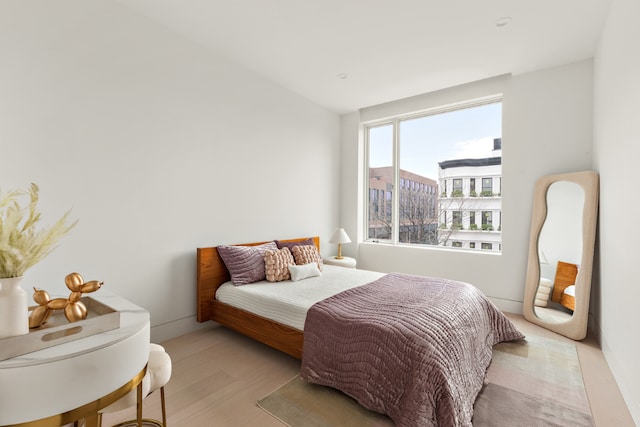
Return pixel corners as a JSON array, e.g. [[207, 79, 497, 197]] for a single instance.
[[29, 272, 104, 328]]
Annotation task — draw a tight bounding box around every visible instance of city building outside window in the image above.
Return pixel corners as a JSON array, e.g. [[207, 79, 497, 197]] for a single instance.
[[366, 98, 502, 252]]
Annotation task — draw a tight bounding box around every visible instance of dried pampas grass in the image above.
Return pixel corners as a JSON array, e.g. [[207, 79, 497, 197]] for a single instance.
[[0, 183, 77, 278]]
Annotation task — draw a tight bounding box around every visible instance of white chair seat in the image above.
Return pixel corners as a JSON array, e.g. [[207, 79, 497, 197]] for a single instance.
[[99, 343, 172, 426]]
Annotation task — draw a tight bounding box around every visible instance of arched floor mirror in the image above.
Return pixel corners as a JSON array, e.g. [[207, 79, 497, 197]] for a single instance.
[[523, 171, 599, 340]]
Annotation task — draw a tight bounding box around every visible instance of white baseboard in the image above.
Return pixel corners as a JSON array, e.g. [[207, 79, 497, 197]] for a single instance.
[[150, 315, 215, 344], [490, 297, 523, 315]]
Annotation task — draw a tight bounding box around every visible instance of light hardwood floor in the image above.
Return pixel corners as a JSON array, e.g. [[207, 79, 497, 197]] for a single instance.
[[101, 314, 635, 427]]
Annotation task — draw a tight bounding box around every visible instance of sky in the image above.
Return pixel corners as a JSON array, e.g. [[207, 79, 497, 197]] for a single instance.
[[369, 102, 502, 180]]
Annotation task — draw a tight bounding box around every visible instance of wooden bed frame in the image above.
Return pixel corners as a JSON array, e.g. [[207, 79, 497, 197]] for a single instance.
[[551, 260, 578, 311], [196, 236, 320, 359]]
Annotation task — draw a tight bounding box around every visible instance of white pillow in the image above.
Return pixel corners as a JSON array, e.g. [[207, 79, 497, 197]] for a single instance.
[[288, 262, 321, 282]]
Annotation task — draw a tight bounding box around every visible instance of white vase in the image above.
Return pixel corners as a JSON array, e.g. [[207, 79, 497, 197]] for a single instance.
[[0, 276, 29, 338]]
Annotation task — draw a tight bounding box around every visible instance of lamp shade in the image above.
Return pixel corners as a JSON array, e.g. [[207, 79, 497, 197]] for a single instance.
[[329, 228, 351, 244]]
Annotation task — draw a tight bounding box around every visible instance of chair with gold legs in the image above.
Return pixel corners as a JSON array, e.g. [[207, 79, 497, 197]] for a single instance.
[[98, 343, 172, 427]]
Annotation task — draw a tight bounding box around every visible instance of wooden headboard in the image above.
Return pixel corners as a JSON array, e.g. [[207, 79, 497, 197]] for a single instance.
[[196, 236, 320, 322], [551, 260, 578, 303]]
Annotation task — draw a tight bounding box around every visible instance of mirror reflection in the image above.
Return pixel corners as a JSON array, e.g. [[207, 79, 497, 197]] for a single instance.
[[523, 170, 598, 341], [533, 181, 585, 324]]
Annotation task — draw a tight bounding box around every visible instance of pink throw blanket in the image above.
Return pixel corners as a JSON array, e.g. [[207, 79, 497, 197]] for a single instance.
[[300, 273, 524, 427]]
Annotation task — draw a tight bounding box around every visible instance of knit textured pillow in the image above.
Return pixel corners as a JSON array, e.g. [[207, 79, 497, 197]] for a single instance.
[[291, 245, 323, 271], [264, 248, 295, 282], [275, 238, 315, 252], [217, 241, 278, 285]]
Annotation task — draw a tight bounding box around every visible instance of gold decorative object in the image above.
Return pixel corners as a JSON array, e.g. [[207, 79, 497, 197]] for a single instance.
[[29, 272, 104, 328]]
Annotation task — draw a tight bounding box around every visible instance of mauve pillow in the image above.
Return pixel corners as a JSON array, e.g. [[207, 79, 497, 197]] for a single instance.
[[218, 241, 277, 285], [275, 238, 315, 252]]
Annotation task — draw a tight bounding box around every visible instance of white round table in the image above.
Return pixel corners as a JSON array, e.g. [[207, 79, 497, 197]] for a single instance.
[[0, 291, 150, 426], [323, 256, 357, 269]]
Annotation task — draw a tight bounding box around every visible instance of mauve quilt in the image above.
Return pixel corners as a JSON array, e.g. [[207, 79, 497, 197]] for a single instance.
[[300, 273, 524, 427]]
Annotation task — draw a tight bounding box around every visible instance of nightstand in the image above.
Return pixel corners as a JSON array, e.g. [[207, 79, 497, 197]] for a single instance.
[[324, 256, 357, 269]]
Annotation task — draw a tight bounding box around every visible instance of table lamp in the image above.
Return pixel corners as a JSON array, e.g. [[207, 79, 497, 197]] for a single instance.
[[329, 228, 351, 259]]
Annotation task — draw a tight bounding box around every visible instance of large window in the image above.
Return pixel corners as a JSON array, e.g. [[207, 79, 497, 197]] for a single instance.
[[366, 99, 502, 251]]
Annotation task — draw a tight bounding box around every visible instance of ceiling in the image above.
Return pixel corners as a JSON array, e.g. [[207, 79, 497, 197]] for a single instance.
[[118, 0, 612, 114]]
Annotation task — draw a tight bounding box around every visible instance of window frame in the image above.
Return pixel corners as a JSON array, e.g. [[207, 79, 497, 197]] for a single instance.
[[364, 96, 502, 249]]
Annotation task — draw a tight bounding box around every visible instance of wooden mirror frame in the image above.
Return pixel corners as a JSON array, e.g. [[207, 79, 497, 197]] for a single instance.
[[523, 171, 599, 340]]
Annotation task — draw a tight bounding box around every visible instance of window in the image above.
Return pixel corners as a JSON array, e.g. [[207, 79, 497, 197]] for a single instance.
[[452, 179, 463, 197], [452, 211, 462, 230], [367, 124, 393, 240], [386, 191, 392, 220], [366, 99, 502, 251], [481, 242, 493, 250], [482, 211, 493, 231], [452, 241, 462, 248], [481, 178, 493, 196], [469, 242, 476, 249]]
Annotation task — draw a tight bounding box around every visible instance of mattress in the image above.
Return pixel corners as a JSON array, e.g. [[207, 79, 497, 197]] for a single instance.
[[215, 265, 384, 330], [564, 284, 576, 297]]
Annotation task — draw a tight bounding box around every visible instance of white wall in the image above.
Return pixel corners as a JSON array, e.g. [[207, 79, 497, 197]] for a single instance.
[[0, 0, 340, 342], [538, 181, 586, 280], [593, 0, 640, 423], [340, 60, 594, 314]]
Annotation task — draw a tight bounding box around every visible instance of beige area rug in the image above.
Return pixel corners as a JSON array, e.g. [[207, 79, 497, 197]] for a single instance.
[[257, 335, 593, 426]]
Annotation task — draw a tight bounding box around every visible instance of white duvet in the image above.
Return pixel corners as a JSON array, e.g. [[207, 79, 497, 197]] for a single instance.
[[215, 265, 384, 330]]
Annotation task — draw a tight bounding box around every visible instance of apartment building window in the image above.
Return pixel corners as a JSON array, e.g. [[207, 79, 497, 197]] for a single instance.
[[452, 241, 462, 248], [452, 211, 462, 230], [366, 98, 502, 250], [469, 242, 476, 249], [481, 243, 493, 250], [482, 178, 493, 196], [482, 211, 493, 231], [470, 178, 476, 196], [452, 179, 463, 197]]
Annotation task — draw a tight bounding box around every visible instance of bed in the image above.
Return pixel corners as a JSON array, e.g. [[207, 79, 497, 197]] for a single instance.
[[551, 260, 578, 311], [196, 236, 524, 426], [196, 237, 320, 358]]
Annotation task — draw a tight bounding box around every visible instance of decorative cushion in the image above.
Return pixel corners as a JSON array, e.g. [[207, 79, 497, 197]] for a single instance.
[[218, 241, 278, 285], [264, 248, 295, 282], [292, 244, 323, 271], [289, 262, 322, 282], [275, 238, 315, 252]]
